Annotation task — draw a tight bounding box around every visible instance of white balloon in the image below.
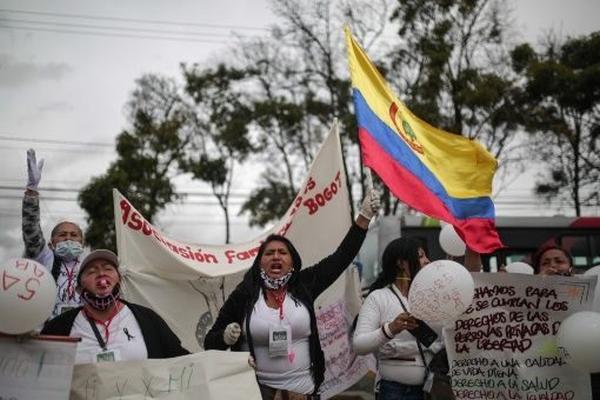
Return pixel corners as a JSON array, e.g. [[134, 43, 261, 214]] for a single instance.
[[505, 262, 534, 275], [439, 224, 466, 257], [408, 260, 474, 322], [584, 265, 600, 311], [557, 311, 600, 372], [584, 265, 600, 277], [0, 258, 57, 334]]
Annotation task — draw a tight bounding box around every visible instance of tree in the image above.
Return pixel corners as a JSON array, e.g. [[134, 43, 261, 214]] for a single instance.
[[181, 64, 255, 243], [79, 74, 192, 250], [511, 32, 600, 215], [387, 0, 520, 160], [233, 0, 391, 225]]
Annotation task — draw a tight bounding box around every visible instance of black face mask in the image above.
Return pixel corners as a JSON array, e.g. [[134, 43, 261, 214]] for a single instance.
[[81, 284, 121, 311]]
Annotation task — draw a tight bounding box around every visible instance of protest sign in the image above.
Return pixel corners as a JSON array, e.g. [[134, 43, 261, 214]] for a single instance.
[[315, 264, 376, 398], [70, 351, 260, 400], [445, 273, 597, 400], [0, 335, 78, 400]]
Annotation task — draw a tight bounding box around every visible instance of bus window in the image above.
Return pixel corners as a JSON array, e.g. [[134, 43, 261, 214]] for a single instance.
[[488, 256, 498, 272], [506, 252, 532, 264], [592, 234, 600, 266]]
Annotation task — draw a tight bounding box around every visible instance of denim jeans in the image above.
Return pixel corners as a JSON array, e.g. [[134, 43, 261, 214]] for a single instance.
[[377, 379, 424, 400]]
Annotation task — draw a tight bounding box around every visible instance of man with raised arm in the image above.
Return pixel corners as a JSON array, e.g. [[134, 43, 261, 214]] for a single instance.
[[22, 149, 86, 317]]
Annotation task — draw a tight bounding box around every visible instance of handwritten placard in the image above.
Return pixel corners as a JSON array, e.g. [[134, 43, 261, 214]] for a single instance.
[[0, 336, 77, 400], [316, 266, 376, 399], [445, 273, 597, 400], [317, 301, 375, 398], [70, 350, 261, 400]]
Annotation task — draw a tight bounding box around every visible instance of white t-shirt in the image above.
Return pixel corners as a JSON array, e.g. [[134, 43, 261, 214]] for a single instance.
[[249, 290, 314, 394], [70, 305, 148, 364]]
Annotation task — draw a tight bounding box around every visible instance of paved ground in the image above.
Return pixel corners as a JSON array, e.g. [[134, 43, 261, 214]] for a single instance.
[[330, 373, 375, 400]]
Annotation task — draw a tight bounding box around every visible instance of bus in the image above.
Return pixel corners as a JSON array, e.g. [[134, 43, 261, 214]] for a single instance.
[[359, 215, 600, 285]]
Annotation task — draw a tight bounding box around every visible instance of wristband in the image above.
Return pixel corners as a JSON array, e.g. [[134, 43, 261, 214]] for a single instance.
[[381, 322, 394, 339]]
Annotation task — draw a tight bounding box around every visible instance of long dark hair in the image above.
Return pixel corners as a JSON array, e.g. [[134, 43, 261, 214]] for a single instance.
[[369, 237, 424, 293]]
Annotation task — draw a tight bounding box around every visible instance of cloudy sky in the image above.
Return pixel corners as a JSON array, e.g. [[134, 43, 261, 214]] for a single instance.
[[1, 0, 599, 261]]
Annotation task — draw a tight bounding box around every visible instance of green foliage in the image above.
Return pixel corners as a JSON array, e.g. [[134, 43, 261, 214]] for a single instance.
[[239, 175, 295, 227], [84, 0, 594, 244], [388, 0, 519, 159], [512, 31, 600, 215], [79, 75, 189, 249], [231, 0, 390, 224], [181, 64, 255, 242]]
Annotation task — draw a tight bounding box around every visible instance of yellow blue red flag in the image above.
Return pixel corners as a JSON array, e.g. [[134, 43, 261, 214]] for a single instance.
[[345, 28, 503, 253]]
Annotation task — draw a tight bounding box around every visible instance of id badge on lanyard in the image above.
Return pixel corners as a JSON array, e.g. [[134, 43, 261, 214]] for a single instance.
[[268, 323, 291, 358], [96, 348, 121, 362], [86, 311, 121, 363]]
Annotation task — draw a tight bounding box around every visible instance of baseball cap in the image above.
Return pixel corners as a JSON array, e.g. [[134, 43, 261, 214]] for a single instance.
[[77, 249, 119, 284]]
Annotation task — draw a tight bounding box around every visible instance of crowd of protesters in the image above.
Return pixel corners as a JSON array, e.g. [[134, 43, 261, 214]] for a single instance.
[[10, 148, 598, 400]]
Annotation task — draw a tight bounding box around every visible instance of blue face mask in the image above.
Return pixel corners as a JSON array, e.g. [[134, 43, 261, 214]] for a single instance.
[[53, 240, 84, 261]]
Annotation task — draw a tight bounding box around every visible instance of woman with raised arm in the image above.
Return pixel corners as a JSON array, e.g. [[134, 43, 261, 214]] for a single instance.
[[204, 189, 380, 400]]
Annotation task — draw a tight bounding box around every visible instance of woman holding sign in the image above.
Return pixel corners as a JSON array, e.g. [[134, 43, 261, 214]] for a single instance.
[[204, 188, 380, 400], [352, 237, 444, 400]]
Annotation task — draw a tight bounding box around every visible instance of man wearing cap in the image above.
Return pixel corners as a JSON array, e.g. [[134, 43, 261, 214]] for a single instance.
[[42, 249, 189, 364], [22, 149, 86, 317]]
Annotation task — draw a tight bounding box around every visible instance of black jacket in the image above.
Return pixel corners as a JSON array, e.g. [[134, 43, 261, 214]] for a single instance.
[[204, 222, 367, 394], [41, 301, 189, 359]]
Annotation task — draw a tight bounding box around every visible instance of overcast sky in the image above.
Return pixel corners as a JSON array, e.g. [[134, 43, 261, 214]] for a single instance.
[[1, 0, 599, 262]]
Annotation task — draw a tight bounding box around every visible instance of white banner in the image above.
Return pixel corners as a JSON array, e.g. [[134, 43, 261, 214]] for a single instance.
[[115, 123, 374, 398], [445, 273, 597, 400], [0, 336, 78, 400], [70, 351, 261, 400], [114, 123, 352, 279]]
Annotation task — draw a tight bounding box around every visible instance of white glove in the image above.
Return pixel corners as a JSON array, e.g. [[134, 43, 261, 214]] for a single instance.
[[223, 322, 241, 346], [26, 149, 44, 191], [359, 187, 381, 220]]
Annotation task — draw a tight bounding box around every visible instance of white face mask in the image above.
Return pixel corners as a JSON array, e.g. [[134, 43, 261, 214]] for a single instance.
[[53, 240, 84, 261]]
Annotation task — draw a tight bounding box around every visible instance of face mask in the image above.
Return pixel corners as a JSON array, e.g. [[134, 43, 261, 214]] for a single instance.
[[81, 284, 120, 311], [260, 269, 292, 290], [53, 240, 84, 261]]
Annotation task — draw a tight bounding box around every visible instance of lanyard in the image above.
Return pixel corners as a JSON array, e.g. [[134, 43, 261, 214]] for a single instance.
[[388, 286, 430, 375], [84, 307, 119, 351], [63, 262, 78, 300], [267, 288, 287, 320]]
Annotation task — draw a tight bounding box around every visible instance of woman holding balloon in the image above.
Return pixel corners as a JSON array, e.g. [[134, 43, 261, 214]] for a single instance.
[[352, 226, 480, 400], [352, 237, 442, 400]]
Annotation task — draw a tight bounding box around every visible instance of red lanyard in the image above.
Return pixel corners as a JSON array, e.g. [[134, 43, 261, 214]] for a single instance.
[[267, 288, 287, 320], [84, 306, 120, 351], [63, 262, 77, 300]]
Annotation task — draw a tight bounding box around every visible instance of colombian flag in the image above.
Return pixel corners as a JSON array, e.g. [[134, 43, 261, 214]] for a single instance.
[[345, 29, 503, 253]]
